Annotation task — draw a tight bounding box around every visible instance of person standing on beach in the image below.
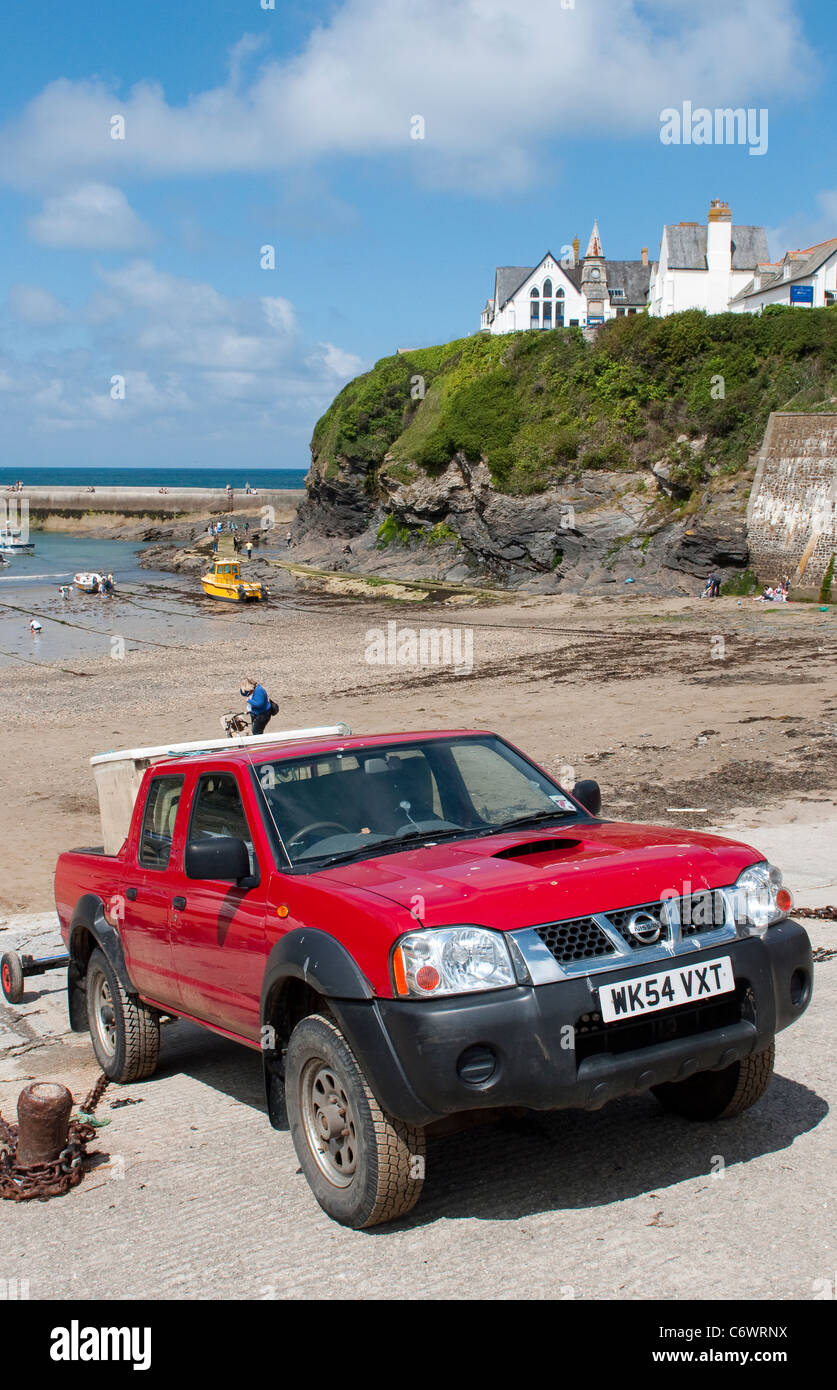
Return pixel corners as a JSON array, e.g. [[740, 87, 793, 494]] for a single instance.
[[240, 677, 273, 735], [245, 540, 253, 560]]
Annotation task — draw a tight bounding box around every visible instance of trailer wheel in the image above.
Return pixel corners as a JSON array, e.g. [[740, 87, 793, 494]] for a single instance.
[[286, 1013, 425, 1229], [1, 952, 24, 1004], [85, 948, 160, 1082]]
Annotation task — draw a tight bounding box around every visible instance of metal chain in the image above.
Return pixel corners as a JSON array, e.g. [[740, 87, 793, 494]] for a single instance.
[[794, 906, 837, 921], [0, 1072, 110, 1202]]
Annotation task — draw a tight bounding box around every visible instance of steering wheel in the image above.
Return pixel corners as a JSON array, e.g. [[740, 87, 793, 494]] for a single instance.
[[287, 820, 351, 851]]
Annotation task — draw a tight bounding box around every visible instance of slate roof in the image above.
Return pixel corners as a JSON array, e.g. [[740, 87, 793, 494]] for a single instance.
[[663, 224, 769, 271], [495, 259, 585, 309], [604, 260, 652, 306], [730, 237, 837, 303], [495, 266, 534, 308]]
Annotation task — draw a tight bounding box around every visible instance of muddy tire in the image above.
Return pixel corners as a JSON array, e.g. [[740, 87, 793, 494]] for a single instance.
[[1, 951, 24, 1004], [652, 1042, 775, 1120], [285, 1013, 425, 1229], [85, 948, 160, 1083]]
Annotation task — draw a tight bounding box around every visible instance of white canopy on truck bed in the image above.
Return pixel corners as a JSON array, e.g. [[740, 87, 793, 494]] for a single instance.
[[90, 724, 352, 854]]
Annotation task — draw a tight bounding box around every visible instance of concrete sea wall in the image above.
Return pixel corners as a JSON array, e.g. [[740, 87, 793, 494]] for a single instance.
[[747, 413, 837, 590], [2, 486, 306, 522]]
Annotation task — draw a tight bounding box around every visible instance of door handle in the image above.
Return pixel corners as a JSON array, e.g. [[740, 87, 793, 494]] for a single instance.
[[125, 887, 137, 901], [172, 896, 186, 911]]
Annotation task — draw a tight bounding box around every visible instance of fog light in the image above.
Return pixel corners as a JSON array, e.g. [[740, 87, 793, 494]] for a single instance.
[[790, 968, 810, 1009], [457, 1045, 497, 1086]]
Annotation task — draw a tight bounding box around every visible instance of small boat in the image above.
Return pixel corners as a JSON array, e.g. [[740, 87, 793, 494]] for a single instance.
[[0, 528, 34, 554], [74, 572, 105, 594], [201, 559, 269, 603]]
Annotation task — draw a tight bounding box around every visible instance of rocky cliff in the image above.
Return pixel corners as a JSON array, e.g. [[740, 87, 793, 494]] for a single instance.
[[294, 309, 837, 594]]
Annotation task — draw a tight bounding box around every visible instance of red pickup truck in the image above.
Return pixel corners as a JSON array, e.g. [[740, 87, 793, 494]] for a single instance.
[[55, 728, 813, 1228]]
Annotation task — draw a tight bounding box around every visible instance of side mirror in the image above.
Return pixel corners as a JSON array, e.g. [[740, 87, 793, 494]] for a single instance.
[[185, 836, 254, 884], [572, 779, 602, 817]]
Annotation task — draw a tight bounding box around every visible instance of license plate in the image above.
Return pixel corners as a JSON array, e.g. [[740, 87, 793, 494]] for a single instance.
[[598, 956, 735, 1024]]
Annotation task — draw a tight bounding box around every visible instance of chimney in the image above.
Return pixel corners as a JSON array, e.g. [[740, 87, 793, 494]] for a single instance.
[[572, 235, 580, 265], [708, 198, 732, 223], [641, 247, 649, 266]]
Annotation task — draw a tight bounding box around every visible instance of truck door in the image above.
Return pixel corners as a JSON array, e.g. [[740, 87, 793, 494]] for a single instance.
[[171, 770, 267, 1040], [119, 772, 186, 1008]]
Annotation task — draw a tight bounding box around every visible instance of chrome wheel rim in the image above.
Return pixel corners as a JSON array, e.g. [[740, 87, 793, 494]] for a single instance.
[[92, 970, 117, 1058], [299, 1058, 358, 1188]]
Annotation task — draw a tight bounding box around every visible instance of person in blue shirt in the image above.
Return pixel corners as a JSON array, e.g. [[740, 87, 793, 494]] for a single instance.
[[240, 676, 273, 735]]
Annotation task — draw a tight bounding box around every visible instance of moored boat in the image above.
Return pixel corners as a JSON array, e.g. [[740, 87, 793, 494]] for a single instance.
[[74, 572, 105, 594], [201, 559, 269, 602], [0, 528, 34, 554]]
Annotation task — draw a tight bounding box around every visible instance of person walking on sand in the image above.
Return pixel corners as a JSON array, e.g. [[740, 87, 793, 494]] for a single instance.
[[240, 677, 274, 736]]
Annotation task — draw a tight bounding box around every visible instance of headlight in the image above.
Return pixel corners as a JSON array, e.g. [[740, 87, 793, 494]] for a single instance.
[[730, 862, 792, 937], [391, 925, 520, 998]]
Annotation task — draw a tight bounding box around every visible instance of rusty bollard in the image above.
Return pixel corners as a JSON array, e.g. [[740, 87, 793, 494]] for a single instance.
[[15, 1082, 73, 1167]]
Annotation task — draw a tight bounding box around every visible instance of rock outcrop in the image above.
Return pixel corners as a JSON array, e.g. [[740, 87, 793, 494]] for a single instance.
[[293, 449, 751, 595]]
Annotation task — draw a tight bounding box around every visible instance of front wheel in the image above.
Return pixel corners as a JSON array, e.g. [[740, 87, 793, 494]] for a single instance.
[[285, 1013, 425, 1228], [85, 948, 161, 1083], [652, 1042, 775, 1120]]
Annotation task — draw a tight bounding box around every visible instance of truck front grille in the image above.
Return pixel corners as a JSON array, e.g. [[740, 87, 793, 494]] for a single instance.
[[534, 916, 616, 963]]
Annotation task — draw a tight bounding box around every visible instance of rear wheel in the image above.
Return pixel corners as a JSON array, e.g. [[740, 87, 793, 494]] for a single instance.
[[286, 1013, 425, 1228], [652, 1043, 775, 1120], [1, 951, 24, 1004], [85, 948, 160, 1083]]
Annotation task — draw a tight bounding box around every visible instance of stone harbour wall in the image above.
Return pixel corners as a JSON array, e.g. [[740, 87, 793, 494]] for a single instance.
[[747, 413, 837, 589], [1, 486, 305, 521]]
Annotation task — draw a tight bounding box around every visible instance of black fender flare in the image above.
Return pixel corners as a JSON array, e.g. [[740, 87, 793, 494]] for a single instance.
[[260, 929, 433, 1129], [66, 894, 136, 1032]]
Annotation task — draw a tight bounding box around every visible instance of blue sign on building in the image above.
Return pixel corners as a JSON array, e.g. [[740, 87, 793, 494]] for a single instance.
[[790, 284, 814, 305]]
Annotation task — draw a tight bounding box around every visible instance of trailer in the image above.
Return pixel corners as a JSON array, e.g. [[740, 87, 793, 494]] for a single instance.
[[1, 948, 70, 1004]]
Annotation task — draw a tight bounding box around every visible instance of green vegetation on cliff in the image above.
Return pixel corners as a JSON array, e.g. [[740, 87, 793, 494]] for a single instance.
[[311, 308, 837, 497]]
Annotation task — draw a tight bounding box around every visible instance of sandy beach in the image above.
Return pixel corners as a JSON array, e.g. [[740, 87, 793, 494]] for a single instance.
[[1, 585, 835, 917]]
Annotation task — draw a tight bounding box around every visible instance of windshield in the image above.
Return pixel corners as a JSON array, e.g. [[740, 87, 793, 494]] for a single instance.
[[249, 734, 586, 869]]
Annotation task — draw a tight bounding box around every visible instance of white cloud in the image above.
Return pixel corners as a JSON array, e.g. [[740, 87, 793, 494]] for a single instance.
[[308, 341, 365, 377], [0, 1, 815, 193], [228, 32, 269, 90], [767, 188, 837, 258], [6, 283, 69, 325], [0, 261, 365, 449], [27, 182, 152, 249]]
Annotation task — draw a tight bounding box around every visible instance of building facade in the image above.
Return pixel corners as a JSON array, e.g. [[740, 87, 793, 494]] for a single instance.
[[730, 238, 837, 314], [480, 202, 827, 330], [480, 224, 651, 335], [647, 201, 769, 316]]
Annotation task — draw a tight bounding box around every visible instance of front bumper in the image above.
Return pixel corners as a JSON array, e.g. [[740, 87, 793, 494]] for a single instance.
[[334, 919, 813, 1127]]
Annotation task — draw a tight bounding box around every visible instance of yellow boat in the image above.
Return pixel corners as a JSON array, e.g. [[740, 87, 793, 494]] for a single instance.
[[201, 559, 269, 602]]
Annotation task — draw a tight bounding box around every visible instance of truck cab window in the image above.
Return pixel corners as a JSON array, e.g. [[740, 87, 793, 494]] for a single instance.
[[188, 773, 256, 874], [138, 775, 185, 869]]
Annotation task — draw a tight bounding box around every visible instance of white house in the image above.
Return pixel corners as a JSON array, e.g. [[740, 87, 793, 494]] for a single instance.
[[480, 225, 651, 335], [729, 237, 837, 313], [648, 200, 769, 316]]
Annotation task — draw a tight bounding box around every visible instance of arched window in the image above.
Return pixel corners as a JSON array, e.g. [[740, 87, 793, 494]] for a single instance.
[[555, 286, 565, 298], [543, 278, 552, 297], [555, 284, 565, 327], [530, 286, 539, 328]]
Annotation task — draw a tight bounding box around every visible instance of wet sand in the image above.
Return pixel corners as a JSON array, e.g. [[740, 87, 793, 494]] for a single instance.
[[0, 589, 835, 916]]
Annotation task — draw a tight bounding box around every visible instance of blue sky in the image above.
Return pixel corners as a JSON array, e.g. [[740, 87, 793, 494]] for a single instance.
[[0, 0, 835, 471]]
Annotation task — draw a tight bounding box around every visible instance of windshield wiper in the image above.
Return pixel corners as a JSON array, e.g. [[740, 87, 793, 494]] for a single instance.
[[484, 809, 577, 834], [302, 826, 468, 868]]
